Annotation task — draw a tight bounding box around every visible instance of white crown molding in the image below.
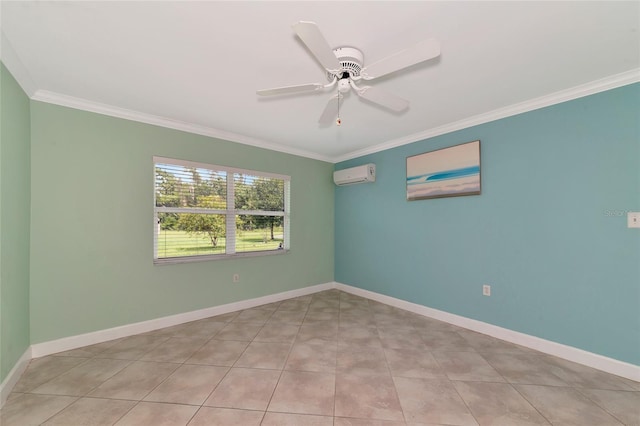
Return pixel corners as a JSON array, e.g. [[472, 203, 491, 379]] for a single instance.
[[30, 90, 334, 163], [18, 67, 639, 165], [0, 31, 37, 97], [334, 282, 640, 382], [331, 68, 640, 163]]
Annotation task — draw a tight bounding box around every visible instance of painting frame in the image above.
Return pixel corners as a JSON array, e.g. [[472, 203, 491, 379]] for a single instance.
[[406, 140, 481, 201]]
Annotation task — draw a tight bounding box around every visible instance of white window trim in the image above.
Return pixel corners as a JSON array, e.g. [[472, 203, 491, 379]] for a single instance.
[[153, 156, 290, 264]]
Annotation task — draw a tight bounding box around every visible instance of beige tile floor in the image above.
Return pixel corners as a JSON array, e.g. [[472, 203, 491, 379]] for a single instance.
[[2, 290, 639, 425]]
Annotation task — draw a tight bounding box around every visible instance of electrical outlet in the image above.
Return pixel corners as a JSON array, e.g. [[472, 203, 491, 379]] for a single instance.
[[233, 273, 240, 283], [483, 285, 491, 296]]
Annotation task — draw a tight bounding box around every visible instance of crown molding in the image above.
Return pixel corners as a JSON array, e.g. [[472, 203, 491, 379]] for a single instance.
[[0, 31, 37, 97], [331, 68, 640, 163], [14, 62, 639, 166], [30, 90, 334, 163]]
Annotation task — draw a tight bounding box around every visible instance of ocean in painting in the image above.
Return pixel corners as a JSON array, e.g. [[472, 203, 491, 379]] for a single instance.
[[407, 165, 480, 200]]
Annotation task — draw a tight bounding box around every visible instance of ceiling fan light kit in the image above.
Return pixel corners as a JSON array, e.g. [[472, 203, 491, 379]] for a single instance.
[[257, 21, 441, 125]]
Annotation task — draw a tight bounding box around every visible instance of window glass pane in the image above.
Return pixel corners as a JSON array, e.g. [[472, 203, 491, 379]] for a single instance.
[[157, 213, 226, 258], [233, 174, 284, 212], [154, 158, 289, 262], [156, 164, 227, 209], [235, 215, 284, 252]]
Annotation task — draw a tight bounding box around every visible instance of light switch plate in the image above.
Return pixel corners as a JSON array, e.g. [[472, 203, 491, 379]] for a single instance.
[[628, 212, 640, 228]]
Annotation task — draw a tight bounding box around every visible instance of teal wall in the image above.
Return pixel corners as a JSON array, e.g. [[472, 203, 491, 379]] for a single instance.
[[29, 102, 334, 344], [0, 64, 31, 382], [335, 84, 640, 365]]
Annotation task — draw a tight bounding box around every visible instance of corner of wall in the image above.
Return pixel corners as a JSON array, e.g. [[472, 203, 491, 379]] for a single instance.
[[0, 60, 32, 388]]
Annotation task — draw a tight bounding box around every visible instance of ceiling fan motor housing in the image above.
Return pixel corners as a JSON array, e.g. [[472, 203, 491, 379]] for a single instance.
[[328, 46, 364, 81]]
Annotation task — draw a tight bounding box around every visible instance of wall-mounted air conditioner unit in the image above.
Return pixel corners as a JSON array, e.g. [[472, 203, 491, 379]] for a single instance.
[[333, 163, 376, 186]]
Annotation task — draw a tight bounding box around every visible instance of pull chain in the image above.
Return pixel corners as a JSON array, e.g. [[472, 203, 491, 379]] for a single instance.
[[336, 93, 342, 126]]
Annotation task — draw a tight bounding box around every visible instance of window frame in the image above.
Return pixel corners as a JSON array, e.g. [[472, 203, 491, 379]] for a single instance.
[[153, 156, 290, 264]]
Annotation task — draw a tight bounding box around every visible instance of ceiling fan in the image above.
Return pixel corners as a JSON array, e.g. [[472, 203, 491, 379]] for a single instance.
[[257, 21, 441, 125]]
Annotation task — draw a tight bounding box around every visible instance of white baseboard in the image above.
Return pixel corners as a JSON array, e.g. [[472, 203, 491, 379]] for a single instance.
[[335, 282, 640, 382], [31, 282, 333, 359], [1, 282, 332, 408], [6, 279, 636, 409], [0, 347, 32, 407]]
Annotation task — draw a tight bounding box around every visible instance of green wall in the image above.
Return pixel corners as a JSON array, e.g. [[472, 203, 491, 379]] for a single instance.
[[335, 83, 640, 365], [29, 102, 334, 344], [0, 64, 31, 382]]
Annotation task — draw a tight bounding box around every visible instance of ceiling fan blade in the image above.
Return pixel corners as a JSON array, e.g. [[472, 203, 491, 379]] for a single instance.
[[319, 94, 342, 125], [257, 83, 324, 96], [292, 21, 341, 72], [360, 38, 440, 80], [355, 85, 409, 112]]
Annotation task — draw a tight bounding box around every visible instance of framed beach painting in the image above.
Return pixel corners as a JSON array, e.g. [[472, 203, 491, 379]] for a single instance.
[[406, 140, 481, 201]]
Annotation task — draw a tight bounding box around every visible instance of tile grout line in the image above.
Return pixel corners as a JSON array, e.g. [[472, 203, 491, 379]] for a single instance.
[[572, 387, 629, 426], [509, 383, 559, 425], [33, 395, 81, 426], [261, 297, 313, 422], [375, 298, 409, 425], [153, 304, 275, 423], [197, 308, 273, 419], [48, 313, 239, 424]]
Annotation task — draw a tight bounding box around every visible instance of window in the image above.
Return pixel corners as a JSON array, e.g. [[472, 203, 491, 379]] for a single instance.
[[154, 156, 290, 263]]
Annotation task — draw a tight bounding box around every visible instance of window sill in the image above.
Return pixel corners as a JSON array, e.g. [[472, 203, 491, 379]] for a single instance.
[[154, 249, 289, 265]]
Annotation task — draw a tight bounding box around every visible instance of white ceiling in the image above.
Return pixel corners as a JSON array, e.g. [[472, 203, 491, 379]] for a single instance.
[[2, 1, 639, 162]]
